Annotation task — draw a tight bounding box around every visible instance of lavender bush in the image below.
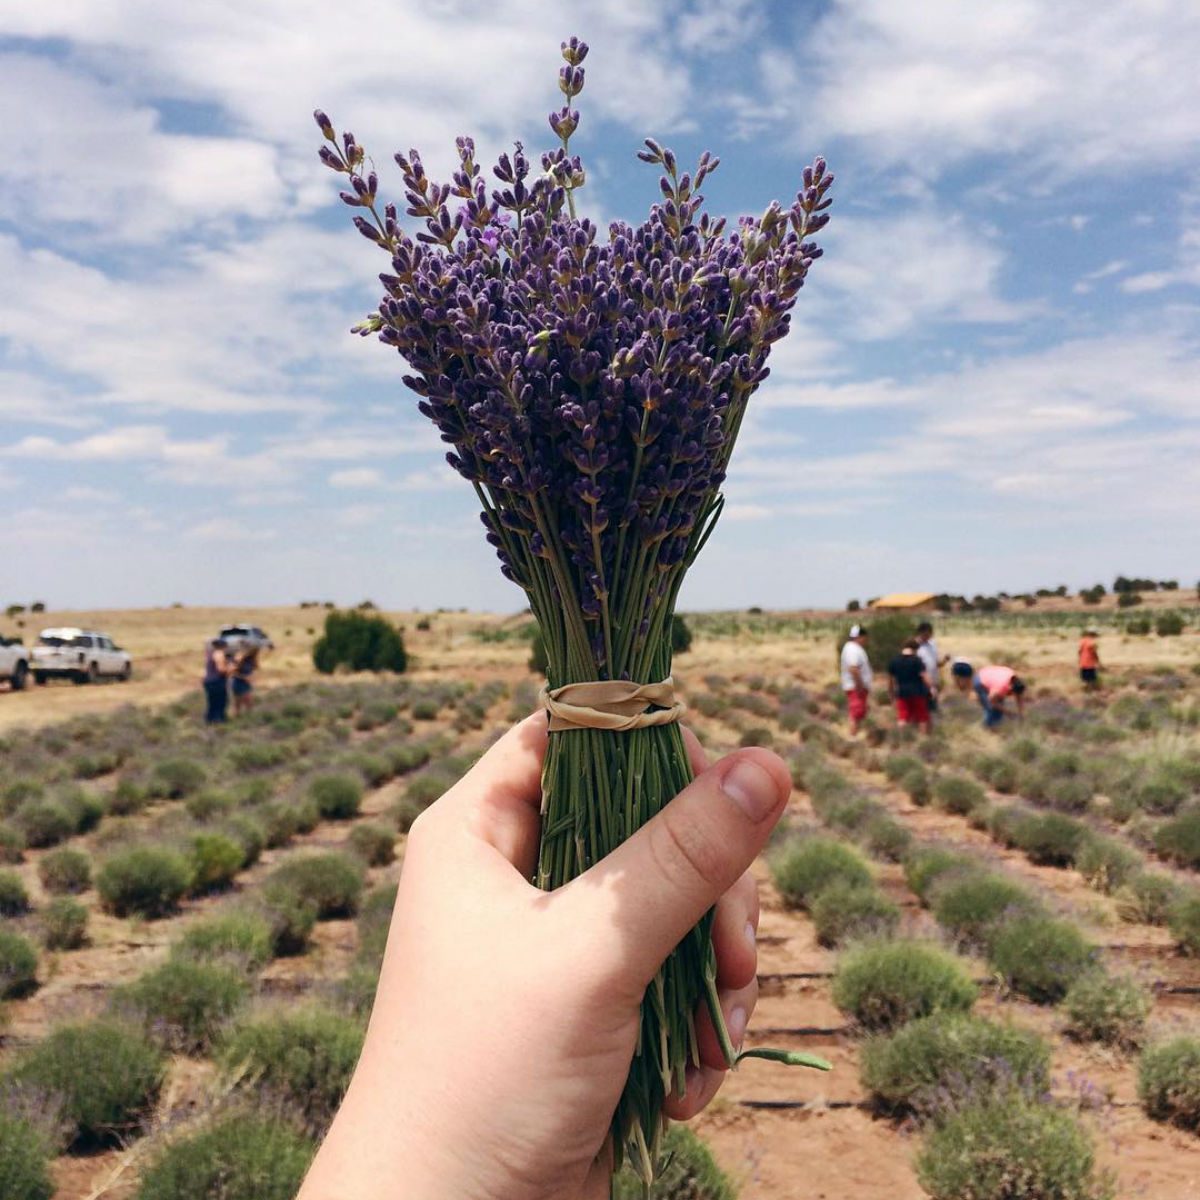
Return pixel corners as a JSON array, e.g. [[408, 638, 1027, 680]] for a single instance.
[[316, 34, 833, 1187]]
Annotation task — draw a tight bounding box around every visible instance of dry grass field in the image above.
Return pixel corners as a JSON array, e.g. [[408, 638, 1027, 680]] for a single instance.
[[1, 602, 1199, 1199]]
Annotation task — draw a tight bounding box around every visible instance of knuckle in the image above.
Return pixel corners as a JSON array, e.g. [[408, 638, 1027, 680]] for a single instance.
[[650, 807, 729, 894]]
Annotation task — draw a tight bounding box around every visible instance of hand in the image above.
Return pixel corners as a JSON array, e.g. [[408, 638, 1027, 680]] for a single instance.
[[298, 713, 791, 1200]]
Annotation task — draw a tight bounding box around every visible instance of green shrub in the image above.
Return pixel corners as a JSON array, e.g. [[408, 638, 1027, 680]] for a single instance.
[[220, 1006, 365, 1133], [934, 775, 987, 816], [613, 1124, 735, 1199], [1075, 836, 1141, 894], [1155, 809, 1200, 868], [14, 800, 73, 848], [308, 773, 364, 820], [57, 785, 104, 833], [0, 1107, 54, 1200], [268, 853, 364, 919], [860, 1012, 1051, 1116], [916, 1094, 1113, 1200], [97, 845, 193, 917], [904, 847, 975, 904], [349, 752, 391, 787], [0, 928, 38, 996], [770, 837, 872, 910], [1062, 972, 1151, 1048], [37, 845, 91, 894], [811, 882, 900, 947], [900, 764, 932, 805], [1012, 812, 1089, 866], [312, 610, 407, 674], [257, 884, 318, 956], [41, 897, 89, 950], [0, 822, 24, 862], [1168, 892, 1200, 955], [183, 788, 234, 821], [1115, 872, 1185, 925], [151, 758, 207, 799], [186, 832, 244, 894], [223, 814, 265, 867], [410, 700, 440, 721], [348, 822, 396, 866], [863, 814, 913, 862], [832, 940, 977, 1030], [1135, 775, 1189, 816], [174, 911, 274, 971], [3, 1020, 164, 1143], [355, 883, 398, 967], [259, 798, 319, 848], [977, 754, 1020, 794], [737, 726, 774, 748], [117, 960, 249, 1053], [988, 915, 1096, 1004], [987, 803, 1033, 848], [0, 867, 30, 915], [884, 753, 922, 783], [135, 1112, 314, 1200], [932, 874, 1043, 949], [107, 777, 149, 816], [226, 741, 289, 771], [836, 614, 914, 674], [671, 614, 693, 656], [1155, 611, 1186, 637], [1138, 1037, 1200, 1129], [390, 795, 423, 833]]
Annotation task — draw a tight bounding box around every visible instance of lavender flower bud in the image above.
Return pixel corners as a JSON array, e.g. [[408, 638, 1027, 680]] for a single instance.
[[561, 36, 589, 65], [313, 110, 335, 141]]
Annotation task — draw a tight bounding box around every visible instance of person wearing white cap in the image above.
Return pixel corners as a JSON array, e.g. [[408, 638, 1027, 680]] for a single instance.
[[840, 624, 873, 735]]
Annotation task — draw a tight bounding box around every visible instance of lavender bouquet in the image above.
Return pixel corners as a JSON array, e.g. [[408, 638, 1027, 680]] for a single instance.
[[315, 35, 832, 1188]]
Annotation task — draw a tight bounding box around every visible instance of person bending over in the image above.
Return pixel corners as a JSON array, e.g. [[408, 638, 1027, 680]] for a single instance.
[[951, 659, 1026, 729], [298, 714, 789, 1200]]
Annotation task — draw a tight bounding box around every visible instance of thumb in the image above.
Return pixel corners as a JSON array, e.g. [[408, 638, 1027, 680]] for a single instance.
[[564, 748, 790, 985]]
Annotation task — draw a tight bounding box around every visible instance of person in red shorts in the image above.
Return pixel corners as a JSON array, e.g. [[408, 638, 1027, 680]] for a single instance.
[[888, 638, 931, 733], [839, 624, 873, 734]]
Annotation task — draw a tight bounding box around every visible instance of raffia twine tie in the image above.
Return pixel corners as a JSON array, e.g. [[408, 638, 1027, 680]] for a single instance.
[[538, 676, 685, 733]]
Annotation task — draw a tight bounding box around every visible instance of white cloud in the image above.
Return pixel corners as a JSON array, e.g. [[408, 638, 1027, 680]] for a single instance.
[[774, 0, 1200, 177], [329, 467, 384, 488], [185, 517, 276, 542]]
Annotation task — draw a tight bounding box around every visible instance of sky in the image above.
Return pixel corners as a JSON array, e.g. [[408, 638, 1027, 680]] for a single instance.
[[1, 0, 1198, 612]]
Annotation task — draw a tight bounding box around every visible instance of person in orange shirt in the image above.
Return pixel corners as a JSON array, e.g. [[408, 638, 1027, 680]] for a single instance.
[[1078, 627, 1101, 690]]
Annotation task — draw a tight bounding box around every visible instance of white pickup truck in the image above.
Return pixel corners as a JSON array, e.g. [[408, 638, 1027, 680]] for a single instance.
[[0, 636, 30, 690], [31, 628, 133, 685]]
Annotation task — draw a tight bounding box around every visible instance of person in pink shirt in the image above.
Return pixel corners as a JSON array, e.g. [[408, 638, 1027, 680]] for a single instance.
[[951, 660, 1026, 728]]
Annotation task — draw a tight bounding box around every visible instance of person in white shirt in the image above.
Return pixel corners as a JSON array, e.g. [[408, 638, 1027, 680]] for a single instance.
[[839, 624, 873, 734], [915, 621, 948, 713]]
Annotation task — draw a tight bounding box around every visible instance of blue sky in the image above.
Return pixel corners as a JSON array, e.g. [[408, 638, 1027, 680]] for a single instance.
[[1, 0, 1198, 611]]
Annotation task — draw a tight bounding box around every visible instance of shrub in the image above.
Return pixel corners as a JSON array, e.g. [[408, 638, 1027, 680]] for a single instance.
[[348, 822, 396, 866], [0, 822, 24, 862], [934, 775, 986, 816], [184, 788, 234, 821], [308, 773, 363, 820], [3, 1020, 164, 1143], [174, 911, 274, 972], [770, 838, 872, 910], [0, 867, 30, 915], [107, 777, 149, 816], [737, 726, 774, 748], [1075, 836, 1141, 894], [612, 1124, 734, 1199], [863, 814, 913, 862], [860, 1012, 1051, 1116], [41, 897, 88, 950], [1138, 1037, 1200, 1130], [900, 764, 931, 805], [312, 610, 407, 674], [1063, 972, 1151, 1048], [219, 1006, 365, 1133], [915, 1094, 1112, 1200], [37, 845, 91, 894], [187, 833, 244, 894], [0, 928, 38, 996], [811, 883, 900, 947], [989, 915, 1096, 1004], [1115, 872, 1185, 925], [831, 940, 977, 1030], [1013, 812, 1089, 866], [57, 785, 104, 833], [411, 699, 440, 721], [836, 614, 914, 674], [268, 853, 364, 919], [390, 795, 424, 833], [257, 883, 318, 956], [259, 798, 319, 848], [355, 883, 398, 968], [117, 959, 249, 1053], [151, 758, 207, 799], [904, 847, 975, 904], [14, 800, 72, 848], [932, 874, 1043, 949], [1155, 611, 1186, 636], [223, 814, 265, 868], [671, 614, 693, 655], [135, 1112, 314, 1200], [97, 845, 193, 918], [987, 803, 1032, 848], [0, 1107, 54, 1200], [1169, 892, 1200, 955], [1155, 809, 1200, 868], [884, 753, 922, 783]]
